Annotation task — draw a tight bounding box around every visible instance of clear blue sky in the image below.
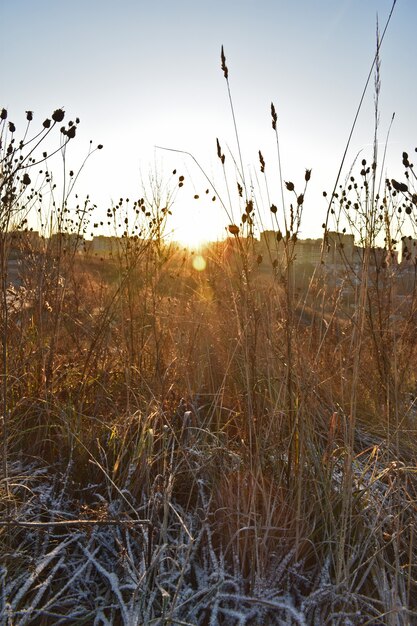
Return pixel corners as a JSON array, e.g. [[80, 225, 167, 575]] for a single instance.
[[2, 0, 416, 244]]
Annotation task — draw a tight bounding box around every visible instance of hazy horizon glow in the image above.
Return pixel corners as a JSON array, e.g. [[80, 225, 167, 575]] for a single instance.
[[2, 0, 417, 247]]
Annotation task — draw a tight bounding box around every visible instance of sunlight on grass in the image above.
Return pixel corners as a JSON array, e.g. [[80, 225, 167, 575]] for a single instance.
[[2, 15, 417, 623]]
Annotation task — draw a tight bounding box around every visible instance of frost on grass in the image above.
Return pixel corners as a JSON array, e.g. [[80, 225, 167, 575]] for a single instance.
[[0, 452, 415, 625]]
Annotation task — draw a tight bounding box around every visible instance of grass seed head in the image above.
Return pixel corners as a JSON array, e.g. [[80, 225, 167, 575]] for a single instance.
[[271, 102, 277, 130], [259, 150, 265, 173], [221, 45, 228, 79]]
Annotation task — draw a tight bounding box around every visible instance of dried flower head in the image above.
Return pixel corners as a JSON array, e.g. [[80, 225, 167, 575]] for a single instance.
[[245, 200, 253, 214], [52, 108, 65, 123], [391, 179, 408, 193]]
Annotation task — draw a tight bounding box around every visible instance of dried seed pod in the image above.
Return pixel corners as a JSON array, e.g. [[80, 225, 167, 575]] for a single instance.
[[391, 179, 408, 193], [246, 200, 253, 214], [52, 108, 65, 123]]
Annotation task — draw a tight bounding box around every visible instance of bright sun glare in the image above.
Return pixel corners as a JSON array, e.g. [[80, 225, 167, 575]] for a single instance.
[[170, 206, 224, 249], [192, 255, 207, 271], [171, 224, 210, 249]]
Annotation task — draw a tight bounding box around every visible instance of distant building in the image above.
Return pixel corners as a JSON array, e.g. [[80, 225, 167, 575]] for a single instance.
[[88, 235, 121, 256], [49, 232, 84, 254], [353, 245, 399, 268], [257, 230, 354, 267], [6, 230, 41, 258], [8, 229, 40, 247], [325, 231, 354, 265]]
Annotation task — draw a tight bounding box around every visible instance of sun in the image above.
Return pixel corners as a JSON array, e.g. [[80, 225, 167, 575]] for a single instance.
[[170, 222, 211, 249], [169, 203, 225, 249]]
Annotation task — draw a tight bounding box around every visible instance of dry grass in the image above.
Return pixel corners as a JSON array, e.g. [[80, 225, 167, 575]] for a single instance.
[[1, 36, 417, 624]]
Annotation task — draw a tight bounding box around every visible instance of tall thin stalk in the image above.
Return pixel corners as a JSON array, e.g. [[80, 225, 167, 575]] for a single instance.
[[1, 228, 10, 508]]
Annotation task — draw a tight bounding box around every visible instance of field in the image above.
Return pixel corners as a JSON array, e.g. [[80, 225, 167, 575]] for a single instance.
[[2, 49, 417, 625]]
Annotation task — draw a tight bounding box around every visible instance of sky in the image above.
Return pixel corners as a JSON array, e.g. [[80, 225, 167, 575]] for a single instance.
[[2, 0, 416, 246]]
